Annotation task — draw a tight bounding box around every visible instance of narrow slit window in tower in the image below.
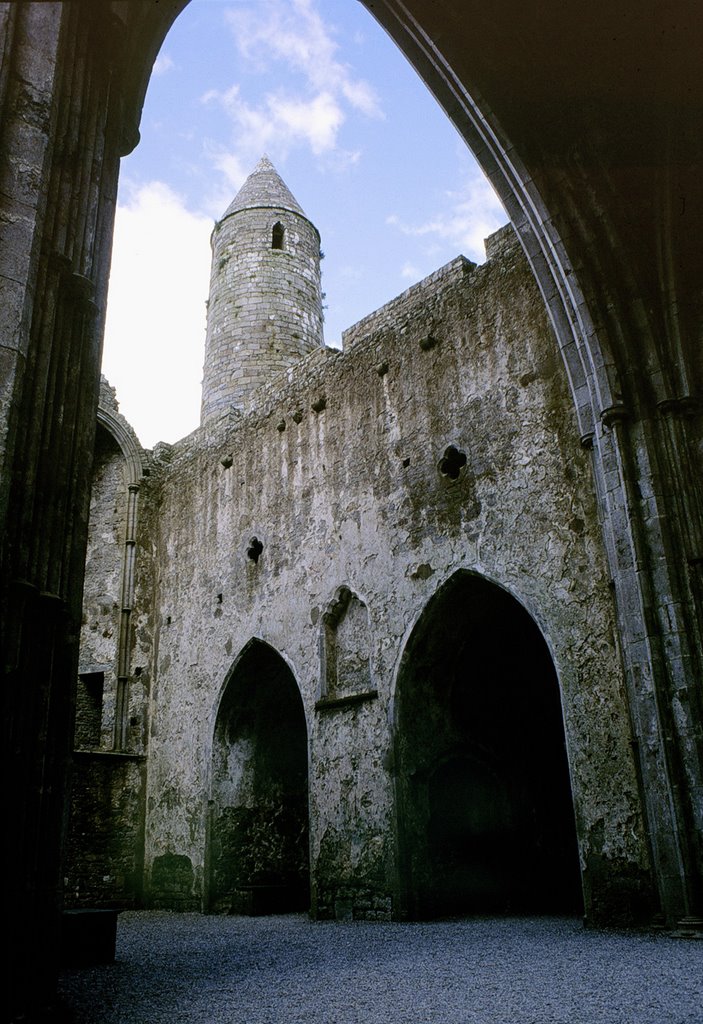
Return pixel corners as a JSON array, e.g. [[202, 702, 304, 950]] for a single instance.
[[272, 222, 285, 250]]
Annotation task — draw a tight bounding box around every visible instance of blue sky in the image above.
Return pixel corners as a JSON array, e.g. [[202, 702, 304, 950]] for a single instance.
[[102, 0, 506, 448]]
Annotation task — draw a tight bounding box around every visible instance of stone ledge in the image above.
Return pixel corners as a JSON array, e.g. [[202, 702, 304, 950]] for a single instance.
[[315, 689, 378, 712]]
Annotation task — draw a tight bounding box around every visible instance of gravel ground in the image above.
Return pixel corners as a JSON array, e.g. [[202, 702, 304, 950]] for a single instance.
[[57, 912, 702, 1024]]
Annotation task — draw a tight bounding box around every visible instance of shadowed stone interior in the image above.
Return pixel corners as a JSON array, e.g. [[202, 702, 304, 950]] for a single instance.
[[209, 640, 309, 915], [394, 571, 583, 919], [2, 6, 702, 1018]]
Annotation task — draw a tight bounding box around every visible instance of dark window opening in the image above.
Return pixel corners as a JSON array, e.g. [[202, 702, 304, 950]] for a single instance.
[[439, 445, 467, 479], [75, 671, 104, 748], [272, 222, 285, 250], [247, 537, 263, 563]]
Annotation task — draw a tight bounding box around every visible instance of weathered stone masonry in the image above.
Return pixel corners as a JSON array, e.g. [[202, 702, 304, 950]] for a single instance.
[[200, 155, 324, 423], [4, 7, 702, 1020], [70, 170, 652, 927]]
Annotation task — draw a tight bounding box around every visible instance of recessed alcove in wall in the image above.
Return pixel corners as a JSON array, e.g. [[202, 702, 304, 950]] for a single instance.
[[319, 586, 374, 704], [208, 639, 309, 915], [393, 570, 583, 920], [74, 671, 105, 749], [78, 422, 129, 752]]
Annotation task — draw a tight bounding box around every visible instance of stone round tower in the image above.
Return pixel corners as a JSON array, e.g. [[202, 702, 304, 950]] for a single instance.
[[200, 155, 324, 425]]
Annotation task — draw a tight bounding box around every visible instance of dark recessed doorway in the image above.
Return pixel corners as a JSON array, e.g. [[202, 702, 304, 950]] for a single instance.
[[394, 571, 583, 919], [208, 639, 309, 915]]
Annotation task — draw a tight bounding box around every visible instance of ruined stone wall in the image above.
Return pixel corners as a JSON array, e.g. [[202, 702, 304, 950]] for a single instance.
[[64, 755, 145, 909], [140, 228, 651, 922], [1, 8, 698, 1018], [66, 402, 154, 909], [75, 397, 154, 758], [77, 426, 125, 747]]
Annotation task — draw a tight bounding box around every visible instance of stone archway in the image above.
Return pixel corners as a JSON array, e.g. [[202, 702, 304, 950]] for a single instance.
[[2, 5, 702, 1017], [394, 571, 582, 920], [207, 639, 310, 915]]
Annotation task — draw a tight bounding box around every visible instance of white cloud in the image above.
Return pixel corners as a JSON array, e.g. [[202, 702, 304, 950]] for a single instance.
[[387, 169, 506, 264], [323, 147, 362, 172], [338, 78, 379, 119], [202, 84, 345, 161], [401, 262, 421, 280], [209, 148, 249, 195], [224, 0, 382, 117], [401, 264, 423, 280], [273, 90, 344, 153], [200, 0, 383, 172], [101, 182, 213, 448], [152, 52, 175, 76], [339, 265, 363, 281]]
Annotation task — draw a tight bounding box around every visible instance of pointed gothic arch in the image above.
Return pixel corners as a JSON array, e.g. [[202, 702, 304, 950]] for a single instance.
[[207, 639, 310, 915], [393, 570, 582, 919]]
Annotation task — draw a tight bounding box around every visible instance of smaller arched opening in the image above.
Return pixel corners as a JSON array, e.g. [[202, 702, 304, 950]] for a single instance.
[[320, 586, 372, 701], [393, 571, 582, 920], [207, 639, 309, 915], [271, 221, 285, 250]]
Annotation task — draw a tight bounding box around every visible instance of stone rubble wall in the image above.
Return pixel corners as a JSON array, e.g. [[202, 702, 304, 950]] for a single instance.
[[136, 228, 650, 921]]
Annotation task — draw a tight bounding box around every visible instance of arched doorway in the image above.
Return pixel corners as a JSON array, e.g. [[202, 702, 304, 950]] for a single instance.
[[207, 639, 310, 915], [394, 571, 582, 919]]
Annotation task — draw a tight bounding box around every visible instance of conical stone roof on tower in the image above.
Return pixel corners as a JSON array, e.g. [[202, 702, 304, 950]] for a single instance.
[[200, 155, 324, 426], [221, 154, 306, 219]]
